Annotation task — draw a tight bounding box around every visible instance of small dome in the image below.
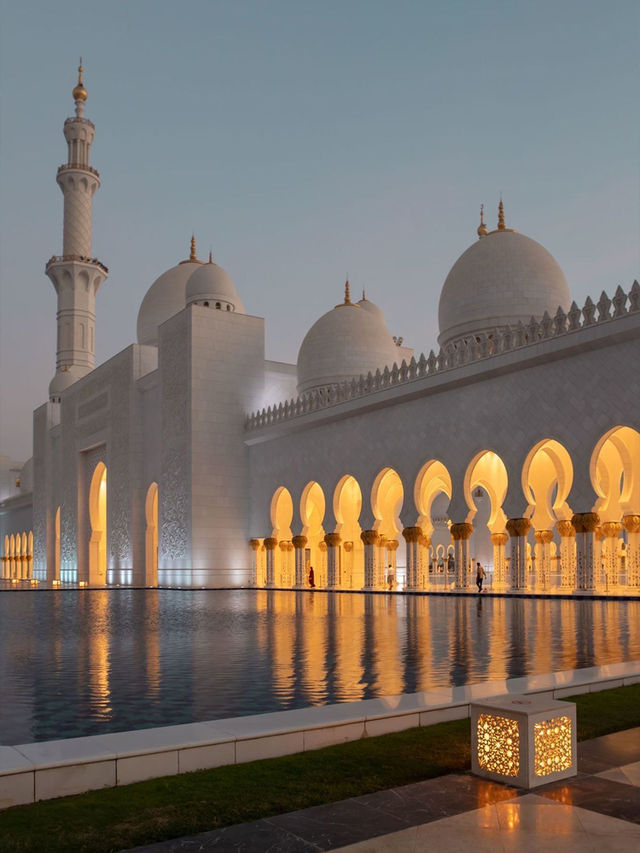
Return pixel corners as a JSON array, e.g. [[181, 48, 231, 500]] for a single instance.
[[438, 229, 570, 348], [185, 256, 245, 313], [297, 285, 400, 395], [72, 63, 88, 102], [357, 293, 386, 324]]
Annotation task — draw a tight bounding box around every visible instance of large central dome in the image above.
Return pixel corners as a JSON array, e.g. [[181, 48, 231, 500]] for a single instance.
[[438, 208, 570, 349]]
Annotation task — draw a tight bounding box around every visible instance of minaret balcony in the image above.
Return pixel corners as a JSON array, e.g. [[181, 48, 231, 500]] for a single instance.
[[46, 255, 109, 275], [57, 163, 100, 178]]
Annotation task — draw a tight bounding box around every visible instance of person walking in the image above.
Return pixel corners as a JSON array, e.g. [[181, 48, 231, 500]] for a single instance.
[[387, 563, 395, 591], [475, 561, 485, 592], [308, 565, 315, 588]]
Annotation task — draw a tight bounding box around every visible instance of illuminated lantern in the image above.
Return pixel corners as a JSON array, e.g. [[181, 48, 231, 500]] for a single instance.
[[471, 694, 576, 789]]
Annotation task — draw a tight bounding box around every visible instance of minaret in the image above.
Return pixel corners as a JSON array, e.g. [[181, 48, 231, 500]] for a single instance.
[[46, 61, 108, 402]]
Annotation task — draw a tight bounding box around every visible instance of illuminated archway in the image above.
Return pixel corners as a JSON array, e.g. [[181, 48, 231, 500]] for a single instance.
[[300, 481, 326, 587], [270, 486, 293, 586], [414, 460, 452, 588], [334, 475, 364, 589], [88, 462, 107, 585], [371, 468, 405, 588], [145, 483, 159, 586], [464, 451, 508, 583], [54, 507, 61, 582], [522, 439, 574, 590], [591, 426, 640, 587], [522, 439, 574, 530], [591, 426, 640, 521]]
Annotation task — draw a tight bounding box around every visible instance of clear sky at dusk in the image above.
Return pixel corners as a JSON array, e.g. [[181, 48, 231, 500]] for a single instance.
[[1, 0, 638, 462]]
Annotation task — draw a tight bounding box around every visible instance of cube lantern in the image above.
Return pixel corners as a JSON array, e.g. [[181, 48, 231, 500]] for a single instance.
[[471, 694, 576, 789]]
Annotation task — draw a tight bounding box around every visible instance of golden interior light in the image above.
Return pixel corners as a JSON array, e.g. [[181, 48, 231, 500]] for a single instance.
[[534, 715, 573, 777], [477, 713, 520, 777]]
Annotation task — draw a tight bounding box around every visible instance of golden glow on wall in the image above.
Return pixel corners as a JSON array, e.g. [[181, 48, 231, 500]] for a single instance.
[[477, 713, 520, 777], [300, 481, 326, 582], [334, 475, 364, 589], [533, 715, 573, 777], [270, 486, 293, 539]]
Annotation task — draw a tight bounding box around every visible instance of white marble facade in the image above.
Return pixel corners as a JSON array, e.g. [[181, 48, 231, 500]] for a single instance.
[[2, 72, 639, 593]]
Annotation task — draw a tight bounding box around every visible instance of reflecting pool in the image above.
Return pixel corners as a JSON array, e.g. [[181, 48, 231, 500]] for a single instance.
[[0, 590, 638, 745]]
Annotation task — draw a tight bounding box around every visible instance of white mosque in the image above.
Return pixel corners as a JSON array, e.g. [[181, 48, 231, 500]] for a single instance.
[[1, 68, 639, 595]]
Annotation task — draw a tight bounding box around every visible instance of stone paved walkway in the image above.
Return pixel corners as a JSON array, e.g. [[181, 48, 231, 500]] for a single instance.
[[125, 727, 640, 852]]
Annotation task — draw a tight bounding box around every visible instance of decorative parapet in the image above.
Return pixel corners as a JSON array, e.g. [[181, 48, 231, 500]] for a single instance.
[[45, 255, 109, 274], [245, 282, 639, 432], [58, 163, 100, 178]]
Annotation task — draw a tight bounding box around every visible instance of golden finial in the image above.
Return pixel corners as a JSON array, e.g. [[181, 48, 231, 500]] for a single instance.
[[498, 197, 506, 231], [72, 58, 88, 102], [477, 203, 488, 237], [362, 288, 366, 300], [344, 278, 352, 305], [208, 250, 213, 264], [179, 234, 204, 264]]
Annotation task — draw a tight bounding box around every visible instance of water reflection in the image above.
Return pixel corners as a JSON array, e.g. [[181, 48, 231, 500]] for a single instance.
[[0, 590, 638, 745]]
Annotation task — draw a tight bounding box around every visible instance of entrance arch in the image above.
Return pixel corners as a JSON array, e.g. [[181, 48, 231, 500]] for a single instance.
[[334, 475, 364, 589], [464, 451, 508, 586], [54, 507, 61, 582], [88, 462, 107, 585], [591, 426, 640, 587], [270, 486, 294, 586], [371, 467, 405, 588], [300, 481, 326, 587], [522, 439, 574, 589], [145, 483, 159, 586]]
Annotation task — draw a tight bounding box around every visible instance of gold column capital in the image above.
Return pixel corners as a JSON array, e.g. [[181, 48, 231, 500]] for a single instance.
[[292, 535, 308, 549], [343, 541, 354, 552], [324, 532, 342, 547], [506, 518, 532, 538], [490, 532, 508, 546], [557, 520, 576, 538], [419, 534, 431, 548], [450, 522, 473, 541], [249, 538, 261, 551], [534, 530, 554, 545], [318, 541, 328, 552], [386, 539, 400, 552], [601, 521, 623, 539], [360, 529, 380, 546], [263, 537, 278, 551], [402, 526, 423, 543], [622, 514, 640, 534], [571, 512, 600, 533]]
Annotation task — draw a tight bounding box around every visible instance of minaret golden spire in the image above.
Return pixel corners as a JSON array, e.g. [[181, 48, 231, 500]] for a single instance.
[[498, 197, 506, 231], [477, 203, 488, 237], [72, 58, 88, 103], [208, 250, 213, 264], [344, 278, 352, 304], [190, 234, 197, 261], [362, 288, 366, 300]]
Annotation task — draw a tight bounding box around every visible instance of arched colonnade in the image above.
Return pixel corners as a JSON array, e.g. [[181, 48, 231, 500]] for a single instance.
[[1, 530, 34, 581], [250, 427, 640, 594]]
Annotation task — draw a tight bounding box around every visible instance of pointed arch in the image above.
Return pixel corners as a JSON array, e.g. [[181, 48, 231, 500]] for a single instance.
[[591, 426, 640, 520], [333, 474, 364, 589], [145, 482, 159, 586], [522, 439, 574, 530], [88, 462, 107, 585], [414, 459, 452, 537]]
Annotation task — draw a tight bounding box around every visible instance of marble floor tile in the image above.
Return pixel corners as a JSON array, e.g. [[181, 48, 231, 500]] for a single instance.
[[538, 775, 640, 824], [127, 818, 322, 852], [597, 760, 640, 788]]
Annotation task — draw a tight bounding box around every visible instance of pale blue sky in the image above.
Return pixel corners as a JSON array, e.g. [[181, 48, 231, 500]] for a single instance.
[[1, 0, 638, 461]]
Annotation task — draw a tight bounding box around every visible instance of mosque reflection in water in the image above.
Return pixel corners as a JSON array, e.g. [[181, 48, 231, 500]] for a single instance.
[[0, 590, 638, 745]]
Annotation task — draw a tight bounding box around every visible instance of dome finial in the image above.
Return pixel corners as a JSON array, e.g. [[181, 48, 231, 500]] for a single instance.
[[362, 287, 366, 300], [344, 277, 352, 305], [208, 250, 213, 264], [477, 203, 488, 237], [190, 234, 197, 262], [498, 197, 506, 231], [72, 58, 88, 112]]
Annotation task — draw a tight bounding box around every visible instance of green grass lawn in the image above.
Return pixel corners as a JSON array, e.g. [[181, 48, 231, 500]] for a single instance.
[[1, 683, 639, 853]]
